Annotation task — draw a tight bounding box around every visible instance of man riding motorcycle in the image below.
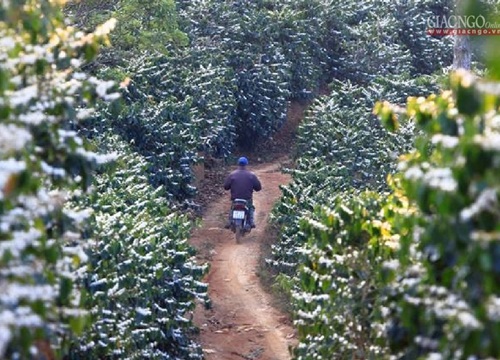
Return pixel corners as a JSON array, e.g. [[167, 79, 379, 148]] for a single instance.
[[223, 157, 262, 228]]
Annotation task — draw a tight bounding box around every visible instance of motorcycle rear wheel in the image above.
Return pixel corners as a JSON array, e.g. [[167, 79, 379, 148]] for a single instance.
[[235, 227, 242, 243]]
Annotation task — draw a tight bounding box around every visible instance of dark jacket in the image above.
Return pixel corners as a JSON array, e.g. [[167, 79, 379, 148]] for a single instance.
[[223, 167, 262, 200]]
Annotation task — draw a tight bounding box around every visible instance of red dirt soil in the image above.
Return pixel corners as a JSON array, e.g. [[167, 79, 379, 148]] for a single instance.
[[189, 160, 296, 360]]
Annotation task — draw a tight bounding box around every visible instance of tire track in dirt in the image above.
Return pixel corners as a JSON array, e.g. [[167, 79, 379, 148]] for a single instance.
[[189, 160, 296, 360]]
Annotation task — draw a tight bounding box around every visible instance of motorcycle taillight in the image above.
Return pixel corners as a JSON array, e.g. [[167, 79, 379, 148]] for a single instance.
[[233, 204, 246, 210]]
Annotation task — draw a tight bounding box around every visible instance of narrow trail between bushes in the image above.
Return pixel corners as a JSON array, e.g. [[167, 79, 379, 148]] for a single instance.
[[190, 160, 295, 360], [189, 101, 310, 360]]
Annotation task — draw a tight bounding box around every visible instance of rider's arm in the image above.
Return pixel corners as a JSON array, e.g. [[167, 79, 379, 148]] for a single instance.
[[223, 175, 232, 190], [253, 174, 262, 192]]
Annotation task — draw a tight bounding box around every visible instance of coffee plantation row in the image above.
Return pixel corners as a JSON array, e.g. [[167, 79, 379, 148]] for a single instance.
[[0, 1, 121, 357], [71, 0, 455, 203], [270, 70, 500, 359], [0, 1, 208, 358], [269, 16, 500, 360]]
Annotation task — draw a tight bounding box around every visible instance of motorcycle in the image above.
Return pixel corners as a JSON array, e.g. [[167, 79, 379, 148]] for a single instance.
[[229, 199, 252, 242]]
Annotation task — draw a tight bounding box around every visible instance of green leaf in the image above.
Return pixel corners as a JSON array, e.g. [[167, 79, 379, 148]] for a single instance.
[[44, 246, 59, 264], [59, 277, 73, 306], [0, 68, 9, 94], [69, 316, 87, 335], [456, 84, 481, 116]]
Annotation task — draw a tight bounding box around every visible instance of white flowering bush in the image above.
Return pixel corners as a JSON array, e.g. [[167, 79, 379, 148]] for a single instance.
[[279, 66, 500, 357], [68, 137, 208, 359], [177, 0, 329, 100], [335, 0, 453, 83], [266, 75, 436, 359], [292, 192, 398, 359], [0, 0, 116, 357], [101, 54, 203, 203], [81, 50, 241, 206], [268, 0, 454, 349], [71, 0, 453, 162], [270, 76, 434, 274], [268, 77, 428, 353], [375, 70, 500, 358]]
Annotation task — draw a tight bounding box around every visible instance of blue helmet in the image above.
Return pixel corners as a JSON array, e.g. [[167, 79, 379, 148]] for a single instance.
[[238, 157, 248, 166]]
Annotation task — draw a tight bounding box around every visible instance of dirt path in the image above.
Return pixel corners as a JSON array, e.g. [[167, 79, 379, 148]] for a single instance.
[[189, 160, 296, 360]]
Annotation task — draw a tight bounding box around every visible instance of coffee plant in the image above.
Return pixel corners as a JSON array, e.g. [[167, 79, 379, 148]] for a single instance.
[[270, 76, 436, 274], [177, 0, 330, 99], [235, 63, 290, 148], [375, 70, 500, 358], [292, 191, 403, 359], [73, 0, 454, 161], [0, 0, 470, 358], [99, 52, 240, 203], [268, 2, 454, 348], [184, 60, 238, 158], [65, 0, 188, 58], [326, 0, 453, 83], [100, 54, 199, 204], [0, 0, 117, 357], [176, 0, 298, 148], [68, 136, 208, 359], [392, 0, 453, 75]]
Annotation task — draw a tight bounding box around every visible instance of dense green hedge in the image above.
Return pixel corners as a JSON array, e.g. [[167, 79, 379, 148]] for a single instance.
[[272, 59, 500, 360], [268, 2, 456, 355], [0, 1, 117, 357], [376, 71, 500, 358], [334, 0, 453, 83], [1, 0, 458, 358], [177, 0, 330, 100], [292, 192, 395, 359], [0, 2, 209, 358], [270, 76, 437, 274], [176, 0, 313, 148], [76, 0, 454, 202], [69, 137, 207, 359]]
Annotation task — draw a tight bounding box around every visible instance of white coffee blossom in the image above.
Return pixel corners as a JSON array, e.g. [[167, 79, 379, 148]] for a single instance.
[[457, 311, 482, 330], [0, 124, 32, 153], [9, 85, 38, 107], [460, 188, 498, 222], [427, 353, 443, 360], [0, 36, 16, 50], [432, 134, 459, 148], [18, 111, 45, 125], [474, 133, 500, 151], [424, 167, 457, 192], [405, 165, 423, 180]]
